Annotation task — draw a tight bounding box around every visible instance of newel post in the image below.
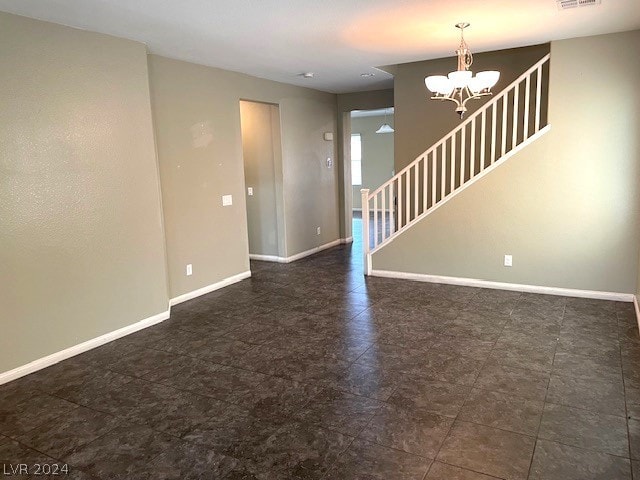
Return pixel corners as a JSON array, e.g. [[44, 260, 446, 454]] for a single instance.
[[361, 189, 371, 275]]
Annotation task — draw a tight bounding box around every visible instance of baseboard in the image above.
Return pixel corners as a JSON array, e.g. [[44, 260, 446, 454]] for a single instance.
[[249, 239, 343, 263], [169, 270, 252, 306], [635, 296, 640, 331], [249, 254, 281, 262], [0, 268, 256, 386], [0, 309, 170, 386], [370, 269, 635, 302], [285, 239, 342, 262], [249, 254, 287, 263]]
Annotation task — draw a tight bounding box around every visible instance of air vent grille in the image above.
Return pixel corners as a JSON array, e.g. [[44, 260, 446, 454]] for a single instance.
[[557, 0, 601, 9]]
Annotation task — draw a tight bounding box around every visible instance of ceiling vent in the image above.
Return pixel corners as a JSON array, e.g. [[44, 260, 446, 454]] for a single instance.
[[557, 0, 601, 9]]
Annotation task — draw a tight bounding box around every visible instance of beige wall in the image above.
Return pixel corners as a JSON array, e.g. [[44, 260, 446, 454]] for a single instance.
[[336, 89, 394, 239], [373, 30, 640, 295], [638, 252, 640, 299], [0, 13, 169, 373], [638, 251, 640, 299], [351, 115, 395, 209], [337, 89, 395, 113], [148, 55, 339, 297], [280, 96, 339, 256], [240, 101, 284, 257], [393, 44, 549, 171]]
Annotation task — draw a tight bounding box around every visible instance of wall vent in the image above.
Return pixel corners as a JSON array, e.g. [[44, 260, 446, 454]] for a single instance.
[[557, 0, 601, 9]]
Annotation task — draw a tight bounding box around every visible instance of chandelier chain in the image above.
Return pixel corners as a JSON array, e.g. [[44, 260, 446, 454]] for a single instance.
[[457, 24, 473, 71]]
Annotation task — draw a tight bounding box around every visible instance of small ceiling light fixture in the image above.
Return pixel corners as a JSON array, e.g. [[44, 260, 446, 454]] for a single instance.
[[301, 72, 315, 78], [376, 109, 394, 134], [360, 72, 375, 77], [424, 23, 500, 119], [557, 0, 601, 9]]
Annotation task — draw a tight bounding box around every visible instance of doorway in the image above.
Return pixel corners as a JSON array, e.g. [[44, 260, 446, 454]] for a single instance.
[[349, 108, 395, 247], [239, 100, 286, 261]]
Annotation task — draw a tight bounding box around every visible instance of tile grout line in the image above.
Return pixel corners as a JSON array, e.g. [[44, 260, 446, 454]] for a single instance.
[[426, 459, 507, 479], [619, 307, 636, 476], [525, 299, 565, 479]]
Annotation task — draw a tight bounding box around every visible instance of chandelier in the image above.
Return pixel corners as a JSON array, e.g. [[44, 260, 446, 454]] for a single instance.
[[424, 23, 500, 119]]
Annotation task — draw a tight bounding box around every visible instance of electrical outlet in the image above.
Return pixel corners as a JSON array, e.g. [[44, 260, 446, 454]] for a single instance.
[[247, 187, 253, 196], [504, 255, 513, 267], [316, 227, 321, 235], [186, 264, 193, 276]]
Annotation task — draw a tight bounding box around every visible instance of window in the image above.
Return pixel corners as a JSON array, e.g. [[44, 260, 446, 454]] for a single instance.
[[351, 133, 362, 185]]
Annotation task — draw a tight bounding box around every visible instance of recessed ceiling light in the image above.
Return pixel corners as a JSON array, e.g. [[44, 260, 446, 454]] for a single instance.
[[301, 72, 315, 78], [360, 73, 375, 77], [556, 0, 601, 9]]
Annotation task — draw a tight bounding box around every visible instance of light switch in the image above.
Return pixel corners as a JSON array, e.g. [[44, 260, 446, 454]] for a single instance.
[[222, 194, 233, 206], [504, 255, 513, 267], [247, 187, 254, 196]]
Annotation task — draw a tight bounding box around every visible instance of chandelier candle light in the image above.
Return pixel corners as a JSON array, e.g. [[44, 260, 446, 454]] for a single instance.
[[425, 23, 500, 119]]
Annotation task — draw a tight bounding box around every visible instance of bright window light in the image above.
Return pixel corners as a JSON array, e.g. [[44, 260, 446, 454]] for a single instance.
[[351, 133, 362, 186]]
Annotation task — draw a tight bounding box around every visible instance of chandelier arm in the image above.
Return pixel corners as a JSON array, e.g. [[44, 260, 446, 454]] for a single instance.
[[460, 87, 480, 108], [464, 89, 498, 107], [430, 95, 463, 109]]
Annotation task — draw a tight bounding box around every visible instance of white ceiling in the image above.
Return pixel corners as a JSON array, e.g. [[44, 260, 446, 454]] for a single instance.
[[1, 0, 638, 93]]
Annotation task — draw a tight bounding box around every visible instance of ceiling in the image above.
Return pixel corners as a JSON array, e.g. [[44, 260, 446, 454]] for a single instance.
[[1, 0, 638, 93]]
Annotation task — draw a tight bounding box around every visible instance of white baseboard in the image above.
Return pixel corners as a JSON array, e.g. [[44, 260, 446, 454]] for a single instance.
[[0, 309, 170, 386], [1, 269, 255, 386], [370, 269, 635, 302], [169, 270, 251, 306], [635, 296, 640, 331], [285, 239, 342, 262], [249, 254, 281, 262], [249, 239, 343, 263]]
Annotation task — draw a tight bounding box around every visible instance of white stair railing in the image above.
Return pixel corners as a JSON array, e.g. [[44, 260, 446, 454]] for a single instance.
[[362, 54, 551, 275]]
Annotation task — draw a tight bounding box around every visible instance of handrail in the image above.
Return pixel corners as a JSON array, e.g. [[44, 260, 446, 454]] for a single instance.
[[367, 53, 550, 200]]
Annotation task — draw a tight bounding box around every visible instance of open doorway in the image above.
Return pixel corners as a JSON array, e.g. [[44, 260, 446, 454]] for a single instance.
[[239, 100, 286, 261], [350, 108, 395, 247]]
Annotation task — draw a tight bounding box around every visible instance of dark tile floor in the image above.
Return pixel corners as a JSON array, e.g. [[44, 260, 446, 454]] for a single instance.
[[1, 220, 640, 479]]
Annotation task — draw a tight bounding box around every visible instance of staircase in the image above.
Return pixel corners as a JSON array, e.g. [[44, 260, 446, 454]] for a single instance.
[[361, 54, 551, 275]]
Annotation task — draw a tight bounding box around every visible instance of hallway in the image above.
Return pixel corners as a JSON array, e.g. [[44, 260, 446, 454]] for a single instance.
[[0, 227, 639, 479]]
